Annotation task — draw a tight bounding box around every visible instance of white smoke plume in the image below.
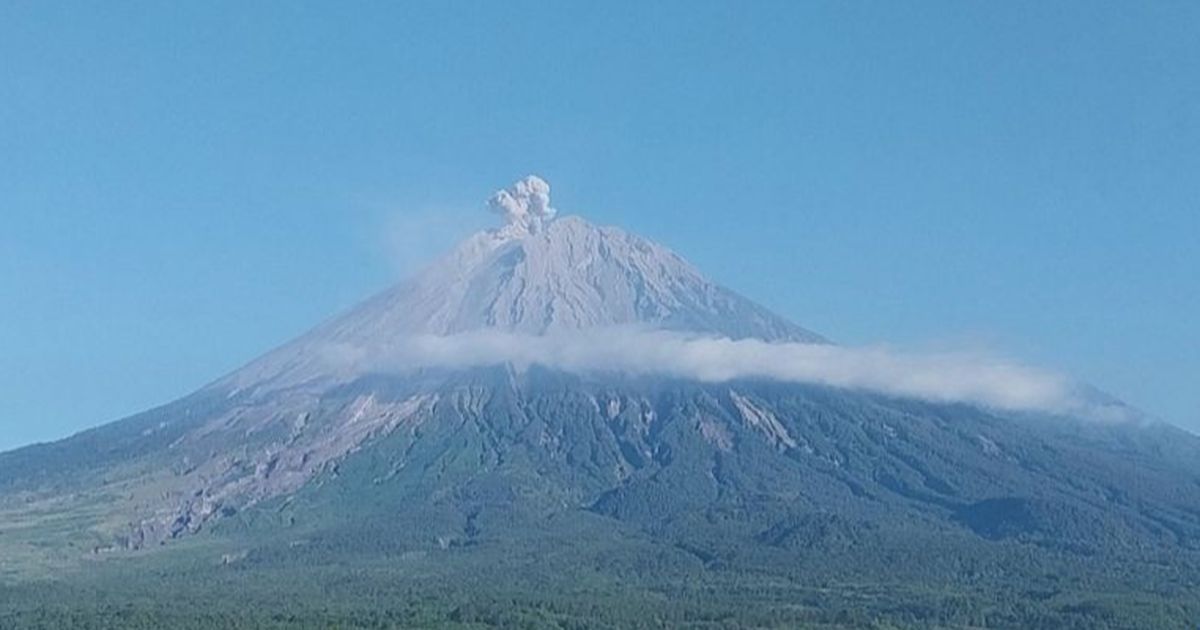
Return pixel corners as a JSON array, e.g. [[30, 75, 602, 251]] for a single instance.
[[488, 175, 556, 232], [324, 328, 1085, 414]]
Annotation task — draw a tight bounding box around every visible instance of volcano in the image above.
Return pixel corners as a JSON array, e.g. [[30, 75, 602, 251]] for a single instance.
[[2, 176, 1199, 628]]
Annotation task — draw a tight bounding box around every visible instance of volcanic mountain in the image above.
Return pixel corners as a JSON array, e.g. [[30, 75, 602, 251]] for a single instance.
[[2, 176, 1199, 628]]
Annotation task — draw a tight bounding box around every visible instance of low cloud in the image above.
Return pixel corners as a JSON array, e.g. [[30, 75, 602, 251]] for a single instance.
[[325, 328, 1084, 413]]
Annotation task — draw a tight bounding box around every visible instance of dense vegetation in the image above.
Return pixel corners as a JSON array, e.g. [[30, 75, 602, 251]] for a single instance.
[[3, 372, 1200, 628], [2, 533, 1197, 629]]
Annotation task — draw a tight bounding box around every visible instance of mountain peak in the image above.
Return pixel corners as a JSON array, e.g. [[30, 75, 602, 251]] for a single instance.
[[344, 208, 822, 341], [337, 174, 824, 342], [225, 182, 823, 391]]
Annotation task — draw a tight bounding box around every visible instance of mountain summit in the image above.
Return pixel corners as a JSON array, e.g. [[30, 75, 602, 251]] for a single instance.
[[2, 177, 1199, 627], [229, 176, 822, 391], [312, 175, 822, 341]]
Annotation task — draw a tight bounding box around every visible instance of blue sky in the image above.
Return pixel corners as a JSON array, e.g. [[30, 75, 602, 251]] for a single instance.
[[1, 1, 1197, 451]]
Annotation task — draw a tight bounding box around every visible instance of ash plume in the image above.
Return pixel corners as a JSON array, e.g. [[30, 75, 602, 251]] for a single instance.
[[488, 175, 556, 232]]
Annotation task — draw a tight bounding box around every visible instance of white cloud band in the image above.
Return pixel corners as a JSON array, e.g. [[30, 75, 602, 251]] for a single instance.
[[323, 328, 1081, 413]]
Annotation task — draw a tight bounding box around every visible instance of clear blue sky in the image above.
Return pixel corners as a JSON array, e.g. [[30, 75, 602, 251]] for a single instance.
[[2, 2, 1197, 451]]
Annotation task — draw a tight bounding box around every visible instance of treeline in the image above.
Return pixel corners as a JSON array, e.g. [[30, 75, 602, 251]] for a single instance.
[[2, 580, 1196, 630]]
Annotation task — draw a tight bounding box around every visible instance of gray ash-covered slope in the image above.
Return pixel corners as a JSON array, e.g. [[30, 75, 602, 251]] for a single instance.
[[2, 176, 1200, 625], [321, 213, 819, 341], [227, 209, 822, 392]]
